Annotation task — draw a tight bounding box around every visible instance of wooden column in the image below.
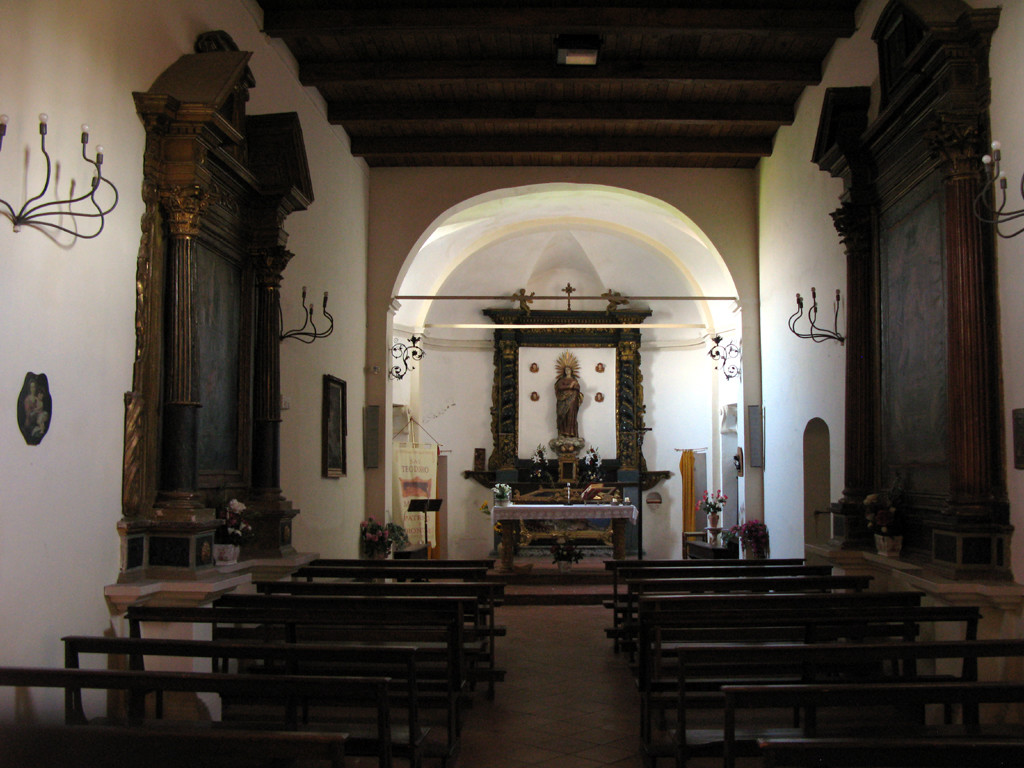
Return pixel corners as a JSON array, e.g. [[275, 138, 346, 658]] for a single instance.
[[929, 121, 1003, 514], [250, 247, 292, 503]]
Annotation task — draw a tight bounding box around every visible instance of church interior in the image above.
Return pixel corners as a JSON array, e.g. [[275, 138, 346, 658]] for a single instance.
[[2, 0, 1024, 763]]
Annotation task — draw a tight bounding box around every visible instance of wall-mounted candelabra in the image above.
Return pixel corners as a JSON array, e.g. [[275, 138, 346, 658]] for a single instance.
[[280, 286, 333, 343], [389, 336, 425, 380], [707, 334, 742, 380], [976, 140, 1024, 239], [788, 287, 845, 345], [0, 113, 118, 239]]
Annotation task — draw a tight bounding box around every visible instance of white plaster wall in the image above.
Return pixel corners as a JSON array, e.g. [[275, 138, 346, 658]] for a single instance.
[[757, 0, 886, 559], [0, 0, 367, 702], [984, 0, 1024, 581]]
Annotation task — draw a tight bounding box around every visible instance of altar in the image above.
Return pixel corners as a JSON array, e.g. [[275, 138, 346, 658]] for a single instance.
[[492, 503, 639, 571]]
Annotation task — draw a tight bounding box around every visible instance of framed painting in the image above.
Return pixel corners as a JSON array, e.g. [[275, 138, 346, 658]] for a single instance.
[[322, 375, 347, 478]]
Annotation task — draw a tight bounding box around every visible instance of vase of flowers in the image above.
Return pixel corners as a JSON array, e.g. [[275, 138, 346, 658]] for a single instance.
[[580, 446, 603, 484], [530, 444, 551, 482], [492, 483, 513, 507], [696, 489, 727, 533], [865, 475, 903, 557], [360, 516, 409, 559], [726, 519, 769, 559], [550, 536, 583, 572], [215, 498, 254, 564]]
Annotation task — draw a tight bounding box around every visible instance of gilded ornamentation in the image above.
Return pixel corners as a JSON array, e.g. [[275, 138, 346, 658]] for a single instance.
[[252, 246, 294, 286], [162, 185, 216, 236], [831, 202, 872, 255], [122, 391, 145, 517], [925, 118, 982, 180]]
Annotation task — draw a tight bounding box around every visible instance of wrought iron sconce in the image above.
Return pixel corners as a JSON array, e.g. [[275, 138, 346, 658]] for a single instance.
[[389, 335, 424, 380], [0, 113, 118, 239], [975, 141, 1024, 238], [707, 334, 742, 380], [280, 286, 334, 343], [788, 287, 845, 345]]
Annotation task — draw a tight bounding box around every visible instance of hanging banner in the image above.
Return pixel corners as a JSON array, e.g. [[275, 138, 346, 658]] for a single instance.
[[392, 442, 438, 546]]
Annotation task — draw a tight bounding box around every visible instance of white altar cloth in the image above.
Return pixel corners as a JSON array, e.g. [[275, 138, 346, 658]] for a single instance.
[[492, 503, 638, 525]]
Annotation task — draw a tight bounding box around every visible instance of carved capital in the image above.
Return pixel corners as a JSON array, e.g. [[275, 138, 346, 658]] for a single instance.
[[925, 118, 982, 180], [162, 185, 216, 236], [252, 247, 295, 287], [830, 202, 873, 255]]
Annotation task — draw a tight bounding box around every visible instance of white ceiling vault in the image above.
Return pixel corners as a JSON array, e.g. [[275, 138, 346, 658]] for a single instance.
[[392, 183, 742, 348]]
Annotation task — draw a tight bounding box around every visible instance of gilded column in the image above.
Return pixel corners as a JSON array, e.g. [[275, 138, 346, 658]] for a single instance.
[[156, 185, 211, 511], [251, 246, 293, 505]]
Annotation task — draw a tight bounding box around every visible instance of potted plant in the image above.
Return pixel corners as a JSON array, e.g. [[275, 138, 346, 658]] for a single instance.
[[215, 498, 254, 564], [725, 519, 769, 559], [530, 444, 551, 482], [550, 536, 583, 572], [492, 483, 513, 507], [360, 516, 409, 559]]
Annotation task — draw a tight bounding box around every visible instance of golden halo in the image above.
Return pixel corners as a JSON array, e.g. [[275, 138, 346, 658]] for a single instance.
[[554, 350, 580, 378]]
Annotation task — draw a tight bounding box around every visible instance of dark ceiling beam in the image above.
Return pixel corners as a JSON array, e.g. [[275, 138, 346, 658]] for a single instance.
[[262, 5, 857, 39], [329, 100, 794, 127], [301, 59, 821, 88], [348, 134, 773, 158]]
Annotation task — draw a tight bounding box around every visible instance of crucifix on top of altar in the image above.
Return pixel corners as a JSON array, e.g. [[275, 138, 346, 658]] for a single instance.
[[463, 285, 672, 562]]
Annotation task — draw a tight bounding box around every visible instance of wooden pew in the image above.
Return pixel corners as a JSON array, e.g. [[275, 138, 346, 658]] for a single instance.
[[0, 666, 384, 766], [635, 604, 984, 767], [0, 721, 348, 768], [293, 564, 490, 583], [253, 579, 506, 697], [615, 573, 875, 657], [126, 599, 467, 765], [603, 558, 807, 650], [723, 681, 1024, 768], [605, 564, 832, 651], [309, 558, 496, 570], [63, 635, 428, 768], [758, 736, 1024, 767]]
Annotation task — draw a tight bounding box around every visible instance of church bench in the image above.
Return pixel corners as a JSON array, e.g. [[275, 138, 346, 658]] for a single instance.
[[635, 605, 983, 766], [127, 599, 468, 765], [254, 580, 506, 696], [0, 721, 348, 768], [309, 558, 496, 569], [757, 736, 1024, 767], [0, 666, 387, 766], [62, 635, 429, 768], [722, 680, 1024, 768], [604, 564, 832, 650], [292, 565, 491, 583], [612, 574, 875, 656]]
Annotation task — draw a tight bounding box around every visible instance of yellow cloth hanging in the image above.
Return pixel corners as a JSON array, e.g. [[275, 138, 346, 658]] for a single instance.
[[680, 449, 696, 537]]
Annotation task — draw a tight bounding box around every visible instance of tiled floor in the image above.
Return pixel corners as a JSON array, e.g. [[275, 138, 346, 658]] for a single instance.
[[453, 604, 643, 768]]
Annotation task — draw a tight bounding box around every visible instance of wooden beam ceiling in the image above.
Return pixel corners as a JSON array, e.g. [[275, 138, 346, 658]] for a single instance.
[[256, 1, 861, 167]]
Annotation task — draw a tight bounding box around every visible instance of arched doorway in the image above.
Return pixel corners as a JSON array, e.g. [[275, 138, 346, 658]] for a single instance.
[[803, 418, 832, 548], [375, 182, 757, 558]]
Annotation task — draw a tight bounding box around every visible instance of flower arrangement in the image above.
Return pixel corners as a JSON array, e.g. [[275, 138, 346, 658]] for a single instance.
[[360, 516, 409, 558], [725, 519, 769, 558], [580, 445, 603, 482], [696, 489, 727, 520], [865, 475, 903, 537], [216, 499, 254, 545], [550, 536, 584, 564], [530, 444, 551, 481], [492, 483, 512, 501]]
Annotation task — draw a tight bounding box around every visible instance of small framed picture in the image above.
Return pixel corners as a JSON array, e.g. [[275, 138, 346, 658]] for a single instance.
[[17, 372, 52, 446], [322, 374, 347, 478]]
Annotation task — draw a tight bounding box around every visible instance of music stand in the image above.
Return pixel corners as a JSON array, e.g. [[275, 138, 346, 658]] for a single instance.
[[406, 498, 442, 557]]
